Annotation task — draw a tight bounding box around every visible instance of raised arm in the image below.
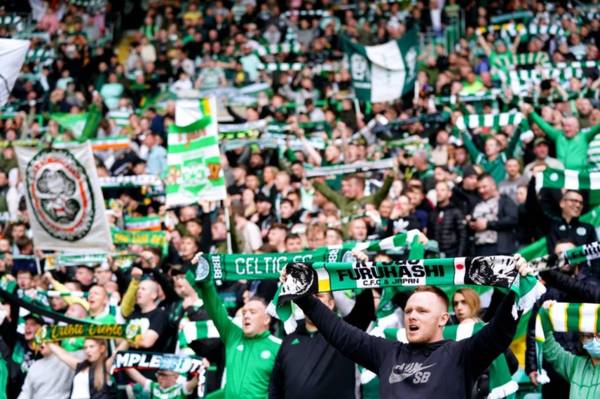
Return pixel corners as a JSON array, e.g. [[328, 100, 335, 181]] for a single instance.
[[368, 174, 394, 207], [461, 291, 518, 376], [582, 122, 600, 142], [294, 294, 397, 372], [48, 342, 80, 370], [529, 111, 563, 142], [460, 130, 483, 162], [125, 367, 149, 387], [196, 278, 240, 344], [538, 309, 577, 381], [312, 179, 346, 209]]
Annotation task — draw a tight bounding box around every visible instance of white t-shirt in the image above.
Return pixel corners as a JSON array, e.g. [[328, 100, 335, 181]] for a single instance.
[[71, 369, 91, 399]]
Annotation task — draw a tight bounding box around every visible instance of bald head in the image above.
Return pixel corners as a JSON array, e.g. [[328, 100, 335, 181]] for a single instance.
[[563, 117, 580, 138], [136, 279, 160, 311]]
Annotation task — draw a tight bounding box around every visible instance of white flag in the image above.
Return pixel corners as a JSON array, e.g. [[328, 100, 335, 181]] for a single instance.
[[0, 39, 30, 107], [15, 143, 112, 253]]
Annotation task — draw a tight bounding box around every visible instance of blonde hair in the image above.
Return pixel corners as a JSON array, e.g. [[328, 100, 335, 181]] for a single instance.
[[453, 288, 481, 319]]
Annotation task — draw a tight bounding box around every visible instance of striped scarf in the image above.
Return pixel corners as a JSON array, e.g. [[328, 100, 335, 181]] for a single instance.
[[256, 42, 301, 57], [454, 112, 523, 131], [535, 168, 600, 192], [276, 257, 545, 323], [535, 302, 600, 384], [491, 52, 549, 69]]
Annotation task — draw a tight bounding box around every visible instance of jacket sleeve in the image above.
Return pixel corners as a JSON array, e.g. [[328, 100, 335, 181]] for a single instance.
[[525, 303, 541, 373], [539, 270, 600, 302], [504, 121, 522, 157], [487, 196, 518, 231], [461, 131, 483, 162], [461, 291, 518, 377], [542, 324, 578, 381], [343, 289, 376, 331], [367, 174, 394, 207], [268, 343, 285, 399], [295, 294, 397, 372], [312, 180, 346, 209], [529, 112, 562, 142], [197, 280, 240, 344], [582, 122, 600, 142], [453, 208, 467, 257]]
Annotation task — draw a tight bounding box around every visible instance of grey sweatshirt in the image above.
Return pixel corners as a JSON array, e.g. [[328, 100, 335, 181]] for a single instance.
[[17, 354, 75, 399]]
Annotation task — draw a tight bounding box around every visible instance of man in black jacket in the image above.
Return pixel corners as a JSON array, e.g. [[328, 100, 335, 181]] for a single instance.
[[468, 174, 518, 256], [427, 181, 467, 257], [291, 259, 526, 399], [269, 290, 375, 399], [525, 179, 597, 254]]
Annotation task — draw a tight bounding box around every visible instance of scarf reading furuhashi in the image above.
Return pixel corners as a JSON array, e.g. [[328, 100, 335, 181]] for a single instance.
[[277, 257, 545, 320]]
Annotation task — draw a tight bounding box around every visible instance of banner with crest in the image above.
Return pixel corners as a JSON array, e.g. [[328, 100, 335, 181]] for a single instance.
[[15, 143, 112, 252]]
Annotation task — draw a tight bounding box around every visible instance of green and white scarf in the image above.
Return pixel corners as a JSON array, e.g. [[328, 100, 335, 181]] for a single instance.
[[256, 42, 301, 57], [178, 319, 220, 350], [202, 231, 421, 282], [534, 302, 600, 384], [304, 158, 395, 178], [277, 257, 545, 318], [454, 112, 523, 131], [34, 323, 142, 344], [491, 52, 549, 69], [535, 168, 600, 192]]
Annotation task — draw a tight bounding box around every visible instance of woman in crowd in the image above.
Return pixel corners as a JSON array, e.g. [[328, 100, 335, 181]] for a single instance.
[[48, 339, 115, 399]]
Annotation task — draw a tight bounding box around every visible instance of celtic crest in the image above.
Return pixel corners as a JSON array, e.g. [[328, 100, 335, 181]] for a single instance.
[[25, 148, 95, 241]]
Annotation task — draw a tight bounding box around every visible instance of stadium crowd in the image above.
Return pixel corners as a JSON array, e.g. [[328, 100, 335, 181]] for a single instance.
[[0, 0, 599, 398]]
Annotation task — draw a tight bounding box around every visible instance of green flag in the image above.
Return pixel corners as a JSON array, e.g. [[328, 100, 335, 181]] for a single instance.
[[341, 29, 418, 102]]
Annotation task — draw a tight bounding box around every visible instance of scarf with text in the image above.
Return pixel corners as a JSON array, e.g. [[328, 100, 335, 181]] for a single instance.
[[34, 323, 142, 345], [202, 230, 421, 283], [277, 257, 545, 319], [112, 351, 205, 374]]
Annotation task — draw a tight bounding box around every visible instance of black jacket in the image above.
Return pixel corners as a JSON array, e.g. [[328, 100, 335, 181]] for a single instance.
[[295, 292, 519, 398], [525, 178, 597, 252], [269, 290, 375, 399], [427, 203, 467, 256]]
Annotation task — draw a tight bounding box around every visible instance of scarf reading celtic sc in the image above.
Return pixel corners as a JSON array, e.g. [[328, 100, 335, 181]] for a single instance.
[[202, 230, 422, 283], [534, 302, 600, 385], [277, 257, 545, 319]]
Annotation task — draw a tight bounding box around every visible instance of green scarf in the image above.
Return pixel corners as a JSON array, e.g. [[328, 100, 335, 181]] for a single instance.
[[536, 168, 600, 192], [277, 257, 545, 318], [34, 323, 142, 344], [202, 231, 422, 283]]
